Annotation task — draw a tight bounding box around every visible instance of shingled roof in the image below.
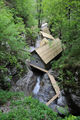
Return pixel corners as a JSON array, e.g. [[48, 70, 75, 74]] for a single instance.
[[35, 38, 62, 64]]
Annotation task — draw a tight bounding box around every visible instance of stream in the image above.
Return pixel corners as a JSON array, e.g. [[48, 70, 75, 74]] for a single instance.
[[33, 76, 41, 95]]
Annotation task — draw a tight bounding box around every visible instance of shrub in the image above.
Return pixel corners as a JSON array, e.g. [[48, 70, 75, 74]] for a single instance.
[[0, 0, 30, 89], [0, 90, 80, 120], [0, 90, 24, 105]]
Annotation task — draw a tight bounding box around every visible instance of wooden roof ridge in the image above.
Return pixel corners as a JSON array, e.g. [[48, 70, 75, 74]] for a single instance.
[[40, 31, 55, 40]]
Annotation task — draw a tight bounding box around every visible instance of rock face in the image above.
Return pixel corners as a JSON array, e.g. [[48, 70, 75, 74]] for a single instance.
[[11, 70, 37, 96], [57, 91, 67, 107], [64, 87, 80, 115], [11, 68, 80, 115], [56, 91, 69, 116], [63, 69, 80, 115], [49, 69, 80, 116], [10, 68, 70, 115], [71, 94, 80, 108], [49, 68, 80, 116], [10, 67, 68, 115], [33, 69, 57, 109], [33, 69, 69, 115]]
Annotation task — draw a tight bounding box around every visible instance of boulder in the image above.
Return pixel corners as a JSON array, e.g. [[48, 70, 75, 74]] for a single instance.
[[33, 71, 57, 108], [57, 92, 67, 107], [63, 69, 80, 115], [56, 106, 69, 116], [11, 70, 37, 96]]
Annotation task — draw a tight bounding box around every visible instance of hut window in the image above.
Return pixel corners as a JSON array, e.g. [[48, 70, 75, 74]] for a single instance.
[[36, 61, 38, 64]]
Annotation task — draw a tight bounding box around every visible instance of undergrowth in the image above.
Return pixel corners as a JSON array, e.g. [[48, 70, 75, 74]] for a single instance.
[[0, 90, 24, 105], [0, 90, 80, 120]]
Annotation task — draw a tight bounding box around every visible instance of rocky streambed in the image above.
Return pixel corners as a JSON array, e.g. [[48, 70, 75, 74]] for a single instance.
[[1, 66, 80, 116], [11, 68, 69, 116], [10, 66, 80, 116]]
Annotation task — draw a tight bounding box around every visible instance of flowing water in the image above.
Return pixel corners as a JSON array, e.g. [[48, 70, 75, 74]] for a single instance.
[[33, 76, 41, 95]]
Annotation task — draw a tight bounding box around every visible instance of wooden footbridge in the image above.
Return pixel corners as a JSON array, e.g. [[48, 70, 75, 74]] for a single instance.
[[30, 63, 60, 106]]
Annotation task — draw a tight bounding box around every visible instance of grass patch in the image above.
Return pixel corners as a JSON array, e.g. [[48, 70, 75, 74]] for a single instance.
[[0, 89, 24, 105]]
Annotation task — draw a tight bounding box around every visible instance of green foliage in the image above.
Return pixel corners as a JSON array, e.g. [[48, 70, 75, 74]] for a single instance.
[[0, 0, 31, 89], [0, 90, 80, 120], [26, 27, 39, 45], [57, 106, 69, 116], [6, 0, 37, 27], [42, 0, 80, 40], [0, 90, 24, 105], [42, 0, 80, 58], [43, 0, 80, 87], [63, 115, 79, 120]]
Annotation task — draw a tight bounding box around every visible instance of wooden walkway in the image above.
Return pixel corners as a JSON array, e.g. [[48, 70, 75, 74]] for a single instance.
[[30, 64, 60, 106]]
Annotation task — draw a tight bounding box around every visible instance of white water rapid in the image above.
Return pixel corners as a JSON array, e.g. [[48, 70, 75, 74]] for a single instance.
[[33, 76, 41, 95]]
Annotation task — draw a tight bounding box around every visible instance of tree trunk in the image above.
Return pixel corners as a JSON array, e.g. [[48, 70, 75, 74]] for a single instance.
[[37, 0, 42, 28]]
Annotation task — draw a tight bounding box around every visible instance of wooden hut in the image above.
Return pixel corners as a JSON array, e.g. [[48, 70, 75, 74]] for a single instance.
[[30, 38, 62, 69]]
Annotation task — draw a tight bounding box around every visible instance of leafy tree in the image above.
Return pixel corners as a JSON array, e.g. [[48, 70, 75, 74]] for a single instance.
[[36, 0, 43, 28], [5, 0, 37, 27], [0, 0, 30, 89], [42, 0, 80, 90], [42, 0, 80, 64]]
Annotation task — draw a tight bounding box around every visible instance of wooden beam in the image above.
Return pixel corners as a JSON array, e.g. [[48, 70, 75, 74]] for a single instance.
[[47, 73, 60, 94], [30, 63, 48, 73], [46, 93, 60, 106]]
